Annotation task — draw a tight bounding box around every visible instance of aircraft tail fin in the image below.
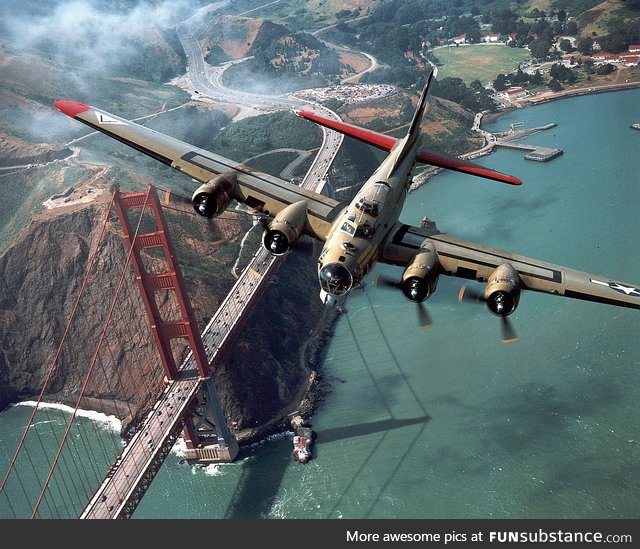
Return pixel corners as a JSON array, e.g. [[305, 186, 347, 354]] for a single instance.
[[386, 68, 436, 175], [404, 68, 436, 150]]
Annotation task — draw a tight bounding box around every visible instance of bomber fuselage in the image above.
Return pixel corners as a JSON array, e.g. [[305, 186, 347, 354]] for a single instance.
[[317, 140, 417, 305]]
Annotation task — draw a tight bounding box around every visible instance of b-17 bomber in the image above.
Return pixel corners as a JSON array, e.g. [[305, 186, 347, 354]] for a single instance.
[[55, 69, 640, 343]]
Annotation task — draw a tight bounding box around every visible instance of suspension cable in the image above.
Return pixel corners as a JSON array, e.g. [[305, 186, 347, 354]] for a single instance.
[[30, 187, 153, 518], [0, 193, 116, 505]]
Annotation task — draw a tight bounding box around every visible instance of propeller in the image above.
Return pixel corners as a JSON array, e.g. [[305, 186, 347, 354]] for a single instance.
[[374, 274, 433, 328], [458, 285, 518, 344], [158, 188, 192, 211], [155, 187, 222, 240]]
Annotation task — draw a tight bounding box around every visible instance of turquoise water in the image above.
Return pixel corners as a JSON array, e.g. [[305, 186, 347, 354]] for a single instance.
[[2, 89, 639, 519], [0, 403, 122, 519]]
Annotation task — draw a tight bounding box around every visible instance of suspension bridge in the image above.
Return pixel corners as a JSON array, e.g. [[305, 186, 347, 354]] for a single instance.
[[0, 117, 343, 518]]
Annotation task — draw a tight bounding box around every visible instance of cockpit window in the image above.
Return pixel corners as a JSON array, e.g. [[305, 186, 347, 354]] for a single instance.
[[355, 197, 379, 217], [319, 263, 353, 295]]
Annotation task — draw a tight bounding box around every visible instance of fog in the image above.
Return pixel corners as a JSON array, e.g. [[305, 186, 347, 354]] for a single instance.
[[2, 0, 195, 76], [0, 1, 208, 144]]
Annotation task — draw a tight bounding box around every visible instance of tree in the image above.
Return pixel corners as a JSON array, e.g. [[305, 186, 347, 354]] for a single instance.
[[529, 70, 543, 85], [467, 27, 482, 43], [470, 80, 484, 93], [596, 63, 616, 75], [557, 9, 567, 23], [548, 78, 563, 92], [550, 63, 577, 83], [530, 36, 553, 60], [512, 68, 528, 84], [559, 39, 573, 53], [493, 73, 509, 91], [577, 37, 593, 55]]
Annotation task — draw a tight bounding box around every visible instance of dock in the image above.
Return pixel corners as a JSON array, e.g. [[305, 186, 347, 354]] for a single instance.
[[494, 141, 563, 161], [494, 123, 563, 161]]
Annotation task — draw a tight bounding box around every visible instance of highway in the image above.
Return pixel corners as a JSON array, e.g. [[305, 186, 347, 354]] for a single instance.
[[175, 23, 344, 194]]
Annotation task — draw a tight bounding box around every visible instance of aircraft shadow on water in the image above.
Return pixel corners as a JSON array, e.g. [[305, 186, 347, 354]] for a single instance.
[[54, 69, 640, 343]]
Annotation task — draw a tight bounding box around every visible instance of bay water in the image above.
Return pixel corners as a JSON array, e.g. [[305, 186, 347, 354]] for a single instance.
[[2, 88, 639, 519]]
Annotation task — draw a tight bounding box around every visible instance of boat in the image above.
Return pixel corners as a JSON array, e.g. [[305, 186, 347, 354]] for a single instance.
[[290, 415, 314, 463]]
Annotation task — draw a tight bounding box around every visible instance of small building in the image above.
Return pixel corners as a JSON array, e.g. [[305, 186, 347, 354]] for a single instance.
[[498, 86, 527, 101], [482, 33, 501, 43], [290, 415, 314, 463], [629, 45, 640, 53], [451, 35, 466, 45], [618, 53, 640, 66]]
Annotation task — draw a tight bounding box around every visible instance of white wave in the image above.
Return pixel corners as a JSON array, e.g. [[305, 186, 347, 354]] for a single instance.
[[12, 401, 121, 433], [171, 436, 187, 458], [31, 420, 59, 427], [187, 462, 225, 477], [201, 464, 224, 476]]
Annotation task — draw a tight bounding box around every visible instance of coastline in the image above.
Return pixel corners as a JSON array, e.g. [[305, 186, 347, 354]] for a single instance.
[[7, 83, 638, 453], [511, 80, 640, 107], [410, 80, 640, 192], [234, 305, 341, 445], [9, 400, 122, 433]]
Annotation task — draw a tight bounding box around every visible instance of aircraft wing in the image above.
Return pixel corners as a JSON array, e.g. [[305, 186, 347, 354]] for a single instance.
[[382, 224, 640, 310], [54, 101, 342, 240]]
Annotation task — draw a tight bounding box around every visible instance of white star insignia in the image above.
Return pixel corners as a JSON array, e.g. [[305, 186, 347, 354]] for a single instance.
[[591, 279, 640, 297]]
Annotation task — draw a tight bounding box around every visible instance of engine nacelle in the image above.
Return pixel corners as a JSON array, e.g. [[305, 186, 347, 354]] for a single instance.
[[401, 242, 439, 302], [262, 200, 308, 256], [485, 263, 520, 317], [191, 173, 238, 218]]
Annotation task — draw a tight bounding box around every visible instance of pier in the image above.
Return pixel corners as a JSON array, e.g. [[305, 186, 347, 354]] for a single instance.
[[494, 141, 563, 161], [494, 123, 563, 161]]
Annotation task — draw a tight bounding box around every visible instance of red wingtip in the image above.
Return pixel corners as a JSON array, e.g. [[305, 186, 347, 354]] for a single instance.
[[54, 100, 91, 118]]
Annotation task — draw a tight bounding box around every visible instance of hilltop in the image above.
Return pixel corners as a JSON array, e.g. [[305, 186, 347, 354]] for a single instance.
[[192, 14, 344, 91]]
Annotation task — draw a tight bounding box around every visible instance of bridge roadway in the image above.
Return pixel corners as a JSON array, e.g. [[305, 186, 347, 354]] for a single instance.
[[80, 243, 278, 519]]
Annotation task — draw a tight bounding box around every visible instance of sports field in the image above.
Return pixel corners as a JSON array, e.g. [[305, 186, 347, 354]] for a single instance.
[[433, 43, 532, 84]]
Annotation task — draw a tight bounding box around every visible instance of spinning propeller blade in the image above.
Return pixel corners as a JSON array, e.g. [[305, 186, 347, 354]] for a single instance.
[[458, 286, 518, 344], [374, 274, 433, 328]]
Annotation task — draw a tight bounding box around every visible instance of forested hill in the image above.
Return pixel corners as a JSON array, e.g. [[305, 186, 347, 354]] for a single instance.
[[322, 0, 640, 89], [193, 14, 343, 91]]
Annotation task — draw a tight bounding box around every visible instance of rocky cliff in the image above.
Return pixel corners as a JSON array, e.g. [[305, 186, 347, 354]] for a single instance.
[[0, 192, 332, 441]]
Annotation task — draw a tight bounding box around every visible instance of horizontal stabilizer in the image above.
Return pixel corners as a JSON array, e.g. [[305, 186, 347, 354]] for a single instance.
[[296, 111, 522, 185], [295, 110, 397, 151], [297, 109, 522, 186]]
